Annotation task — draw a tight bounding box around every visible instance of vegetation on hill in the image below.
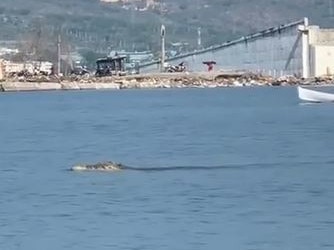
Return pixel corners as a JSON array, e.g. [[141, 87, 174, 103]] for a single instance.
[[1, 0, 334, 63]]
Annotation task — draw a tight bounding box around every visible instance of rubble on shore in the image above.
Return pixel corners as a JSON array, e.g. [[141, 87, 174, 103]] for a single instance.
[[0, 71, 333, 92]]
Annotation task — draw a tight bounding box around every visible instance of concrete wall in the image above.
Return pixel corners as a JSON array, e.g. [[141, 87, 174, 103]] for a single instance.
[[141, 19, 334, 78], [310, 45, 334, 76], [141, 21, 303, 77], [0, 82, 121, 92], [309, 26, 334, 45]]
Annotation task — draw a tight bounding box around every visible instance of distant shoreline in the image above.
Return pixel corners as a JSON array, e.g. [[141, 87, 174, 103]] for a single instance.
[[1, 72, 333, 92]]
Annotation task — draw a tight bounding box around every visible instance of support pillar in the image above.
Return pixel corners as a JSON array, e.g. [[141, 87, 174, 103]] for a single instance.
[[301, 17, 310, 78]]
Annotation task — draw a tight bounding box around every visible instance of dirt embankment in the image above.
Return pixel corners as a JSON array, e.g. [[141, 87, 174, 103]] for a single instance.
[[0, 72, 332, 92]]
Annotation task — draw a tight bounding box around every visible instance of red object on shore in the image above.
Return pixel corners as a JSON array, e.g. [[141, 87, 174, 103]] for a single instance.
[[203, 61, 216, 72]]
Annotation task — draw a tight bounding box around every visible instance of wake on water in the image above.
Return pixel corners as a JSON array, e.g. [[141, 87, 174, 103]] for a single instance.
[[69, 160, 333, 172]]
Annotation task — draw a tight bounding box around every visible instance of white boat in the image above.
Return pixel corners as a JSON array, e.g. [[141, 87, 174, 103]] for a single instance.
[[297, 86, 334, 102]]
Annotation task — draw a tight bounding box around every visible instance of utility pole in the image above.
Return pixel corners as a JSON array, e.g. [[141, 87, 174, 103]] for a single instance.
[[57, 33, 61, 76], [160, 24, 166, 72], [197, 27, 202, 49]]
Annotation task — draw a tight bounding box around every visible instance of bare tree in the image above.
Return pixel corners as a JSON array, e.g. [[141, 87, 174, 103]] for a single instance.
[[11, 19, 74, 75]]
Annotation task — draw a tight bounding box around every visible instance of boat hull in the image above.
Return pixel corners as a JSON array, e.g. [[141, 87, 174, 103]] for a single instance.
[[297, 86, 334, 102]]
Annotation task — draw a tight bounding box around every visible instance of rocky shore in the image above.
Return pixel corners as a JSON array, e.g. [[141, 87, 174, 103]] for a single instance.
[[0, 71, 333, 92]]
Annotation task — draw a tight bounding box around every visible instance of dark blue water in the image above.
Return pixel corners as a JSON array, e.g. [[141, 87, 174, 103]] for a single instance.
[[1, 87, 334, 250]]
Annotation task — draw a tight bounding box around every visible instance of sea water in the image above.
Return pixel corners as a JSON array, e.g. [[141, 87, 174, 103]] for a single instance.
[[1, 87, 334, 250]]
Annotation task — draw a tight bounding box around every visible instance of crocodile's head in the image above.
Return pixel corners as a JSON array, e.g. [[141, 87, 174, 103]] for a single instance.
[[71, 161, 124, 171]]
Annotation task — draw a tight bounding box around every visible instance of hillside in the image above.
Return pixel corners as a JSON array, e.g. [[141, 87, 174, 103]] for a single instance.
[[0, 0, 334, 54]]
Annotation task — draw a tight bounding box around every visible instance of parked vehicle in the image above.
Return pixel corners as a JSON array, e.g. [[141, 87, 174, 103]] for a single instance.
[[71, 66, 90, 76], [166, 62, 186, 73], [95, 55, 127, 77]]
